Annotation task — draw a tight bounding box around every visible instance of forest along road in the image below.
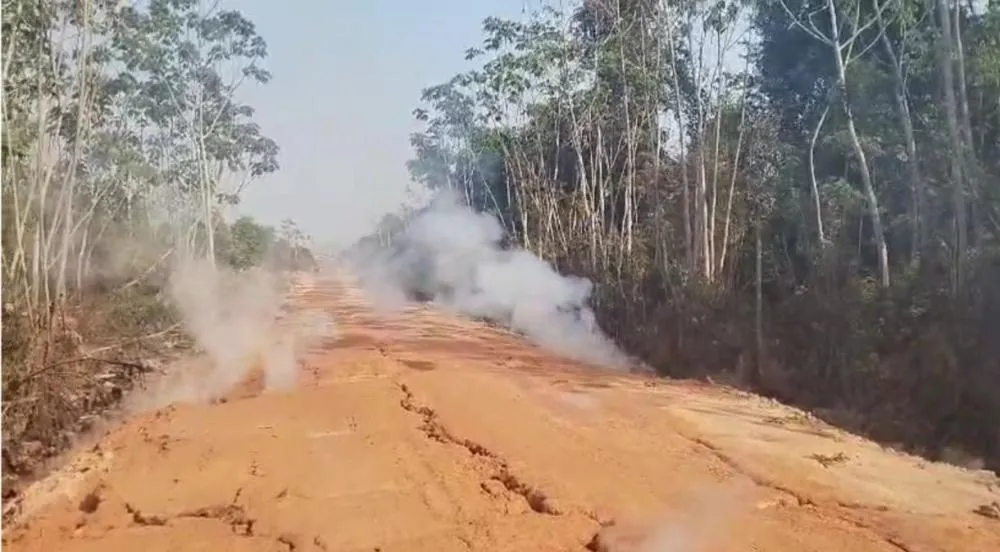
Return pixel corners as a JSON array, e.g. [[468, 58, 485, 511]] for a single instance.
[[4, 273, 1000, 552]]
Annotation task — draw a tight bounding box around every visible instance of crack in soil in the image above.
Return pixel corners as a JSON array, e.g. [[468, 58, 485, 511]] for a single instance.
[[396, 381, 562, 516], [276, 532, 299, 551], [124, 503, 168, 526], [121, 502, 255, 535], [120, 501, 328, 550], [177, 504, 257, 536]]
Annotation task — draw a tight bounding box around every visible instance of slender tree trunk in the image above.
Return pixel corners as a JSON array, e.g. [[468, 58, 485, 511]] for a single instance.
[[719, 66, 750, 275], [809, 101, 830, 246], [56, 0, 96, 299], [951, 0, 978, 244], [75, 225, 89, 295], [754, 211, 763, 385], [874, 0, 924, 259], [828, 0, 890, 287], [886, 57, 924, 258], [664, 18, 692, 271], [934, 0, 967, 292]]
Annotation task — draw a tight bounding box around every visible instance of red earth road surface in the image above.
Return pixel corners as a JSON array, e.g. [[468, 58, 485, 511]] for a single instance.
[[4, 273, 999, 551]]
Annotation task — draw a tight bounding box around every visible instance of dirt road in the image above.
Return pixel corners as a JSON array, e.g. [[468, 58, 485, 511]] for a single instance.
[[5, 275, 999, 551]]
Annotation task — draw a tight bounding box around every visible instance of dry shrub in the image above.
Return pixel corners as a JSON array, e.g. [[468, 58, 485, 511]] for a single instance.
[[1, 285, 179, 503], [763, 261, 1000, 470], [3, 306, 88, 498], [594, 255, 1000, 474]]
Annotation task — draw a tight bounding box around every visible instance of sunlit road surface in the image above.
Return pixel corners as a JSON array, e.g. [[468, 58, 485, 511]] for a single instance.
[[5, 272, 999, 552]]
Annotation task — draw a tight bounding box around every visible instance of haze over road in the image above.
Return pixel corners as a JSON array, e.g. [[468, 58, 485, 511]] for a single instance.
[[5, 273, 999, 552]]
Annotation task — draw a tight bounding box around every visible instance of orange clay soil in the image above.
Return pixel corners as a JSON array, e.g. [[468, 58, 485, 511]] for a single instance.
[[4, 273, 999, 552]]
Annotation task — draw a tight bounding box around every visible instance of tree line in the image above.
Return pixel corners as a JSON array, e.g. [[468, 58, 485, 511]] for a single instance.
[[401, 0, 1000, 469], [1, 0, 299, 489], [1, 0, 291, 316]]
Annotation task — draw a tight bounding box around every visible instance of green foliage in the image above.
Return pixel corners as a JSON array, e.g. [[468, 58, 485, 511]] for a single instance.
[[223, 215, 276, 270], [100, 0, 280, 198], [2, 0, 281, 302]]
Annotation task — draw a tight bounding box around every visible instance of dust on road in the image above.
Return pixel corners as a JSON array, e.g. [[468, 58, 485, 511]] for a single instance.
[[4, 276, 999, 551]]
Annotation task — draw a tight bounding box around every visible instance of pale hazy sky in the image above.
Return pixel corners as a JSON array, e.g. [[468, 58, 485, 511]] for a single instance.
[[234, 1, 526, 248]]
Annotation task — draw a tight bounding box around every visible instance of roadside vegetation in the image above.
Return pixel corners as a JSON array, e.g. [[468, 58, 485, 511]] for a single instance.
[[0, 0, 311, 504]]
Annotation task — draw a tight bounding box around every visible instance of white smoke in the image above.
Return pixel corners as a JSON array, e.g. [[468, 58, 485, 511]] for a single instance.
[[133, 257, 334, 409], [347, 191, 627, 368]]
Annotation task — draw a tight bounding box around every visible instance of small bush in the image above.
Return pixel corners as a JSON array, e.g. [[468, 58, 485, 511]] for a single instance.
[[1, 283, 181, 504]]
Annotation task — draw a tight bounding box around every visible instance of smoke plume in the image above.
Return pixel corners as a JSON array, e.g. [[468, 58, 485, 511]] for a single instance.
[[134, 257, 333, 409], [347, 192, 627, 368]]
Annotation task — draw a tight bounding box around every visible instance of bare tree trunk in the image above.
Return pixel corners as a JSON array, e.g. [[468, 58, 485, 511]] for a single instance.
[[56, 0, 96, 299], [707, 36, 727, 280], [696, 154, 711, 280], [719, 65, 751, 276], [75, 225, 90, 295], [809, 101, 830, 246], [754, 211, 764, 385], [828, 0, 890, 287], [934, 0, 967, 292], [951, 0, 978, 244], [874, 1, 924, 260], [664, 15, 692, 271]]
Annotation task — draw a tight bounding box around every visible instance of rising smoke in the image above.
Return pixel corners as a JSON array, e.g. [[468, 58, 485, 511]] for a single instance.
[[134, 256, 333, 409], [588, 481, 752, 551], [346, 191, 628, 369]]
